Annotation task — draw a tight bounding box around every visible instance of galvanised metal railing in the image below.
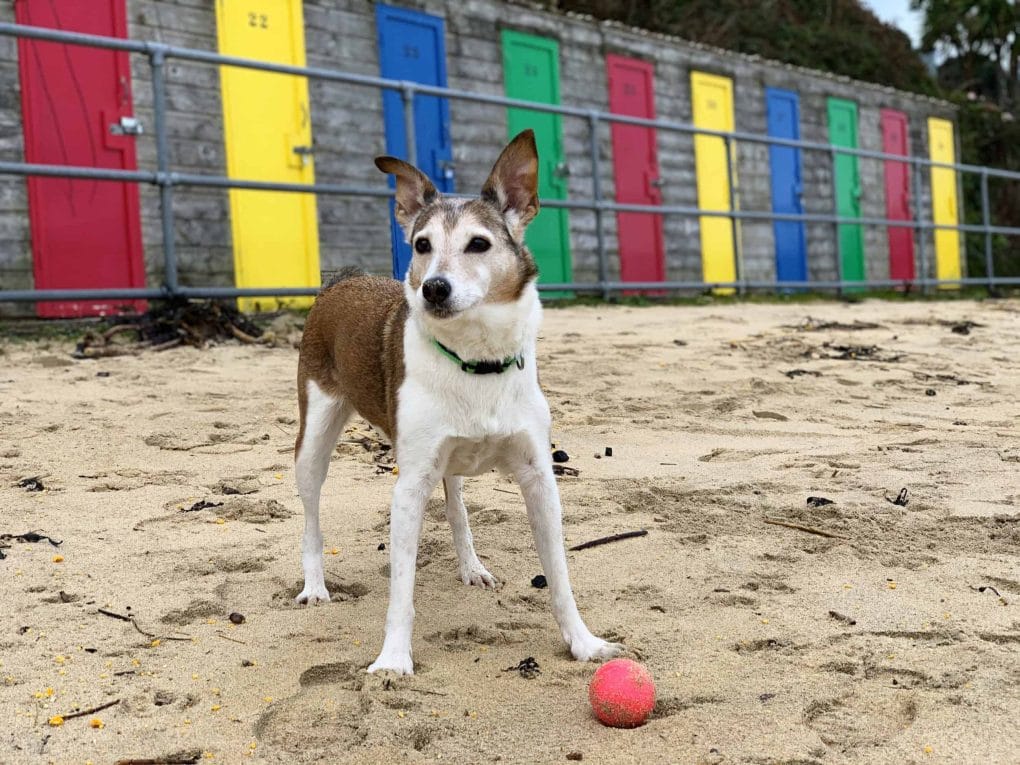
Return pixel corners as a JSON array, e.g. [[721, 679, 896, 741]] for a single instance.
[[0, 21, 1018, 306]]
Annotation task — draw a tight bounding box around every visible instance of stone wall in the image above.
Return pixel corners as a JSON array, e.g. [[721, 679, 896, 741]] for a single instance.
[[0, 0, 959, 309], [0, 3, 30, 295]]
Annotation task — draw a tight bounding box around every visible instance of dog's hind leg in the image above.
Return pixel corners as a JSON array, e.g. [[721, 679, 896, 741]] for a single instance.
[[294, 379, 353, 605], [443, 476, 497, 589]]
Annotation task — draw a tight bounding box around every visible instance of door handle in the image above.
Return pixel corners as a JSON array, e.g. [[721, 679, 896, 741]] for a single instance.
[[292, 144, 315, 167], [438, 159, 455, 183], [553, 161, 570, 179], [109, 116, 143, 136]]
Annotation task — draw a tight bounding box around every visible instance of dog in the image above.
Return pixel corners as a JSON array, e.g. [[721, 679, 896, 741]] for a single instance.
[[293, 129, 622, 675]]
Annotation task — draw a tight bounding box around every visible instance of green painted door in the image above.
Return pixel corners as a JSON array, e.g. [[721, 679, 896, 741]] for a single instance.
[[827, 98, 865, 283], [501, 30, 571, 296]]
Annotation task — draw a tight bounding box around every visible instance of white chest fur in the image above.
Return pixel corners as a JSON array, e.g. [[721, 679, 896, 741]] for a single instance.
[[395, 288, 550, 476]]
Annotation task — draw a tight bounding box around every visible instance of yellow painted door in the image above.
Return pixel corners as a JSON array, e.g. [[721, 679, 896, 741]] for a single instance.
[[691, 71, 737, 293], [927, 117, 961, 287], [216, 0, 319, 310]]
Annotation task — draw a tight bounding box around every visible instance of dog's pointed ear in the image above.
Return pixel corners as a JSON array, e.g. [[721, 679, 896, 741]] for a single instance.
[[374, 156, 438, 233], [481, 129, 540, 240]]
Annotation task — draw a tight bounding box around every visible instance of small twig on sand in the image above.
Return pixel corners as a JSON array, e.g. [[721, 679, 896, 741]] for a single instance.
[[228, 323, 262, 344], [137, 622, 191, 642], [97, 609, 191, 641], [149, 337, 183, 352], [404, 686, 448, 697], [568, 529, 648, 551], [114, 755, 201, 765], [971, 585, 1009, 605], [763, 517, 849, 540], [97, 608, 132, 622], [130, 619, 158, 639], [492, 488, 517, 495], [214, 631, 247, 645], [59, 698, 121, 721]]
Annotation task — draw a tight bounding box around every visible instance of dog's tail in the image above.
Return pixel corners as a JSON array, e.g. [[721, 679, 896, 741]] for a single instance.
[[320, 265, 367, 294]]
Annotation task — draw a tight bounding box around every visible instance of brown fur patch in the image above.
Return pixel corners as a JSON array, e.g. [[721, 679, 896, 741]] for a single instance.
[[374, 156, 437, 230], [480, 130, 540, 234], [460, 199, 538, 302], [296, 275, 407, 450]]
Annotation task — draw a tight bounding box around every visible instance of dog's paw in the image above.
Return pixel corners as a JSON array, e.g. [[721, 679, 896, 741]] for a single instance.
[[367, 652, 414, 676], [459, 559, 499, 590], [294, 582, 331, 605], [569, 634, 625, 663]]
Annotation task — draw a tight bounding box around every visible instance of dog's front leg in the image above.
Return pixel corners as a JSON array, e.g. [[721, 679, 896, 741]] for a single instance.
[[367, 452, 446, 676], [512, 437, 624, 662]]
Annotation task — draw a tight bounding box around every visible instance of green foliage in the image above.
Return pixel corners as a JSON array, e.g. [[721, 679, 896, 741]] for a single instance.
[[912, 0, 1018, 277], [552, 0, 938, 95], [956, 96, 1020, 278], [913, 0, 1018, 107]]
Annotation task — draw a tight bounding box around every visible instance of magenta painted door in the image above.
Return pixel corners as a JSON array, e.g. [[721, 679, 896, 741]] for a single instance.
[[16, 0, 146, 317], [606, 54, 665, 287], [881, 109, 915, 282]]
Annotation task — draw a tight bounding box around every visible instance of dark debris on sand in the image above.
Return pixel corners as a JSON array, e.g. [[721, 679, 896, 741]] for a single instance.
[[73, 299, 264, 358], [816, 342, 904, 363], [504, 656, 541, 679], [787, 317, 885, 332], [1, 530, 62, 560]]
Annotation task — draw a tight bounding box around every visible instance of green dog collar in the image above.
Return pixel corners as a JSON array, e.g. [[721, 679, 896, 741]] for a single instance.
[[432, 338, 525, 375]]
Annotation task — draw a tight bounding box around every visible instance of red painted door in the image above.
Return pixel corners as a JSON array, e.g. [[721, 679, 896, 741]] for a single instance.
[[881, 109, 915, 282], [16, 0, 145, 317], [607, 55, 665, 288]]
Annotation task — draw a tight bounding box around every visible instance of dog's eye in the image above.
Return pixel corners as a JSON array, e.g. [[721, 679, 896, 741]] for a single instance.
[[414, 238, 431, 254], [465, 237, 491, 254]]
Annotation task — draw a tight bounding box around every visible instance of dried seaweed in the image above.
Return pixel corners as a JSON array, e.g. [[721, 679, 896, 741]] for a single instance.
[[74, 299, 264, 358], [816, 343, 904, 363], [504, 656, 541, 679], [787, 317, 885, 332]]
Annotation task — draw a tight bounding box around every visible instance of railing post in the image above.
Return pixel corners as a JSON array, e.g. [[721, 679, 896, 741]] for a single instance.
[[912, 158, 929, 295], [149, 45, 178, 298], [724, 135, 743, 294], [980, 169, 994, 290], [401, 83, 417, 166], [829, 146, 843, 296], [588, 112, 609, 300]]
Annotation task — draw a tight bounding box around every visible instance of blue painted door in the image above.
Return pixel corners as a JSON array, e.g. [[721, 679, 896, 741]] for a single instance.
[[766, 88, 806, 283], [376, 4, 453, 279]]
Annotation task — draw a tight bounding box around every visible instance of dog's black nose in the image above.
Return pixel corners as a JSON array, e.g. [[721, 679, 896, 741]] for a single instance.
[[422, 277, 452, 306]]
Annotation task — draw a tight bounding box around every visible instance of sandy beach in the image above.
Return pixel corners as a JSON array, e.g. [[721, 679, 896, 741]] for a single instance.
[[1, 297, 1019, 764]]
